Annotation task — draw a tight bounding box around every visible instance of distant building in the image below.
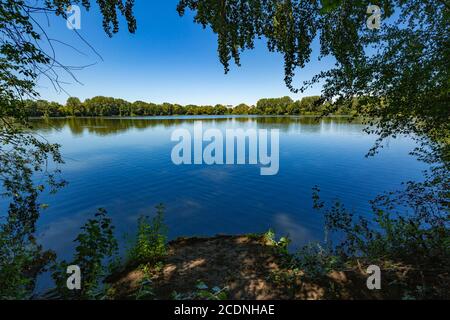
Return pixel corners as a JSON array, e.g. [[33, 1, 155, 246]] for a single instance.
[[226, 105, 234, 109]]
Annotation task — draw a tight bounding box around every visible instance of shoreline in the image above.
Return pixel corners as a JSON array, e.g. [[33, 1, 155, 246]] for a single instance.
[[105, 233, 449, 300], [105, 234, 376, 300], [29, 114, 357, 120]]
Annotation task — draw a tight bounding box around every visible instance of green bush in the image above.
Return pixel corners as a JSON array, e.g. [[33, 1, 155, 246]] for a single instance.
[[295, 177, 449, 298], [127, 204, 167, 265], [50, 208, 118, 300]]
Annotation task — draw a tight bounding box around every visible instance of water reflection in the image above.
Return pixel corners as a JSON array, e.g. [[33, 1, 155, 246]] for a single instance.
[[31, 115, 365, 136], [17, 116, 424, 283]]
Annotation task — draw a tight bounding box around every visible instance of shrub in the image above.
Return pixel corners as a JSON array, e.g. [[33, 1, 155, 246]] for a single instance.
[[296, 177, 449, 298], [50, 208, 118, 300], [127, 204, 167, 265]]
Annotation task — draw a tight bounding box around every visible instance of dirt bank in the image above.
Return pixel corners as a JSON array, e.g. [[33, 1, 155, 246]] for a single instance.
[[106, 234, 388, 300]]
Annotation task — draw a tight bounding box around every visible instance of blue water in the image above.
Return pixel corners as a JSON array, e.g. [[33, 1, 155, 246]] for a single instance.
[[2, 116, 427, 290]]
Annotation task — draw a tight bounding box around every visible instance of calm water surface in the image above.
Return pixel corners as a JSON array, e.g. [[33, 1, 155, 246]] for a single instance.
[[9, 116, 426, 275]]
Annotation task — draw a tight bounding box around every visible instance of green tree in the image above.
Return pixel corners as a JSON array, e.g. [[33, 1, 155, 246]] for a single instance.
[[233, 103, 250, 115], [0, 0, 136, 299], [214, 104, 229, 115], [177, 0, 449, 163], [65, 97, 83, 116], [300, 96, 322, 113], [256, 96, 293, 114]]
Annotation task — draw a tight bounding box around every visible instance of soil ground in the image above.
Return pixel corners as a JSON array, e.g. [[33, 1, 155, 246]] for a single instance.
[[107, 235, 384, 300]]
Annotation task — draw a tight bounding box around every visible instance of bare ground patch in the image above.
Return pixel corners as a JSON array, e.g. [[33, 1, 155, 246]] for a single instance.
[[106, 235, 376, 300]]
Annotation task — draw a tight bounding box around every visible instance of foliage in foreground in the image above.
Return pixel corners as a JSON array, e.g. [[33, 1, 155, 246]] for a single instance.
[[45, 205, 167, 300], [0, 0, 448, 301], [50, 209, 118, 300], [294, 174, 449, 299], [171, 281, 228, 300], [126, 204, 168, 265], [0, 128, 64, 299], [0, 210, 56, 299], [179, 0, 449, 159], [0, 0, 136, 300]]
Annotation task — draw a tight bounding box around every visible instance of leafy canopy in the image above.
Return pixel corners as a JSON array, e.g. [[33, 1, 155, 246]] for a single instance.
[[0, 0, 136, 299], [177, 0, 449, 160]]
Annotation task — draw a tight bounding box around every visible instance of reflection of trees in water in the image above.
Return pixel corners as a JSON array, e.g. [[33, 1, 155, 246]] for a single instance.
[[31, 116, 366, 136]]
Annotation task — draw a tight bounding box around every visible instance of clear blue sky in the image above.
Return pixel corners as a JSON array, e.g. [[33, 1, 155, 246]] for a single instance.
[[35, 1, 333, 106]]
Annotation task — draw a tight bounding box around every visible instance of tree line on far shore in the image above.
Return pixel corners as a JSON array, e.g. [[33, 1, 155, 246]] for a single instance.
[[21, 96, 361, 117]]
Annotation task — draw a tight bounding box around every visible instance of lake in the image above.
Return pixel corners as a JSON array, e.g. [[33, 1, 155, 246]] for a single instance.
[[6, 116, 426, 279]]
